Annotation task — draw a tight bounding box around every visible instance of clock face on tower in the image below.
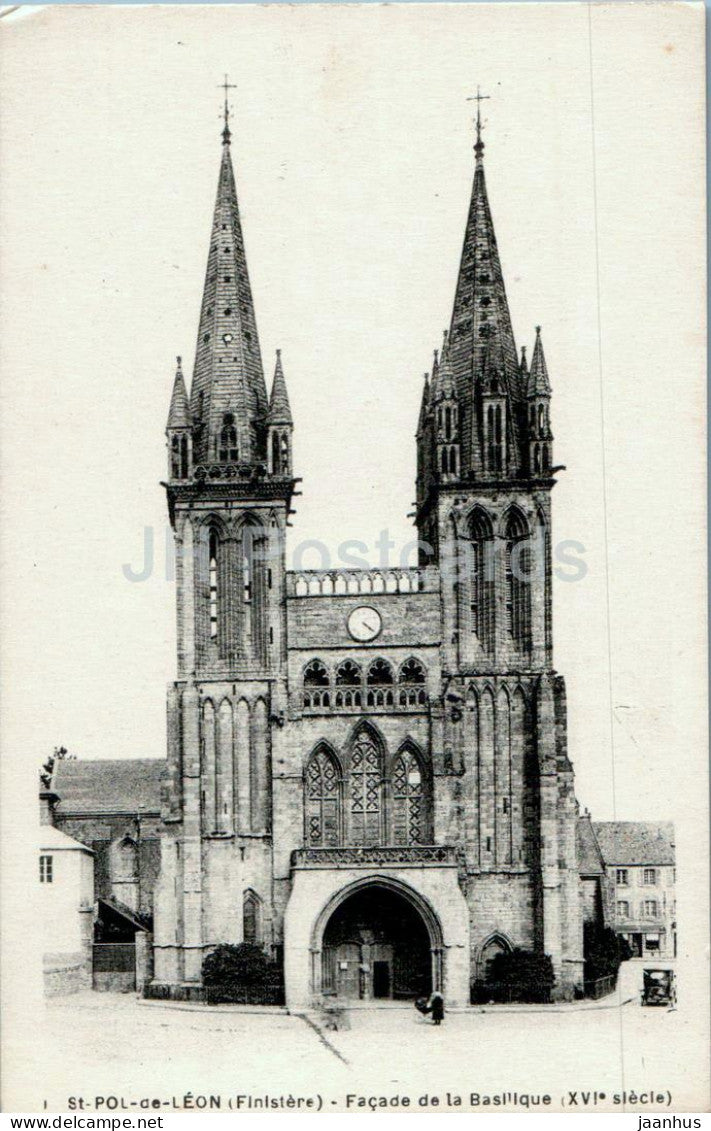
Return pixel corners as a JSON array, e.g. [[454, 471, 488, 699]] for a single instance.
[[347, 606, 382, 643]]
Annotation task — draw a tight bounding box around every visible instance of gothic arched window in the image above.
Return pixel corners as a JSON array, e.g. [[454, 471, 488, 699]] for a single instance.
[[303, 659, 330, 709], [336, 660, 361, 685], [480, 935, 512, 982], [469, 508, 494, 650], [366, 659, 394, 707], [243, 889, 261, 945], [171, 436, 181, 478], [180, 434, 189, 479], [486, 402, 504, 472], [399, 658, 427, 706], [349, 729, 382, 845], [335, 660, 362, 708], [219, 413, 238, 462], [367, 659, 394, 685], [208, 527, 219, 640], [271, 432, 280, 474], [305, 746, 341, 846], [304, 659, 329, 685], [391, 748, 429, 845], [504, 508, 531, 652]]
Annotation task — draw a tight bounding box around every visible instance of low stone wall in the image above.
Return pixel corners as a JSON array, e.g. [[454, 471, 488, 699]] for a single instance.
[[144, 982, 206, 1003], [44, 951, 91, 997]]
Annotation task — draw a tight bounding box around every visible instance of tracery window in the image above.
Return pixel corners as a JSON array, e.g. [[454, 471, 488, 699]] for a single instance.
[[303, 659, 330, 709], [334, 660, 361, 708], [398, 658, 427, 707], [505, 509, 531, 652], [305, 747, 341, 846], [391, 748, 426, 845], [349, 729, 382, 845], [366, 659, 394, 708]]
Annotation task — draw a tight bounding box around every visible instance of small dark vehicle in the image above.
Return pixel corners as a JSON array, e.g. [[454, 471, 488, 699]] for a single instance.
[[641, 968, 676, 1007]]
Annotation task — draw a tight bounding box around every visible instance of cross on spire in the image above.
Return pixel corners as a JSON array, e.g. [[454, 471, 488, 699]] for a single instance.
[[219, 75, 238, 145], [466, 86, 490, 157]]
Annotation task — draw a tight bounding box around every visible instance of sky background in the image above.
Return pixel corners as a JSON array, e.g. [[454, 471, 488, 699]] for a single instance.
[[0, 3, 706, 827]]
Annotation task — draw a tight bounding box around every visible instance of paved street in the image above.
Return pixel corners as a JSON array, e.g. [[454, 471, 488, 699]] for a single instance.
[[5, 965, 704, 1114]]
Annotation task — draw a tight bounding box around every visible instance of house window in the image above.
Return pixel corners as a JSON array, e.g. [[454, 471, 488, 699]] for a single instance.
[[616, 869, 628, 886], [40, 855, 53, 883], [617, 900, 630, 918], [643, 868, 657, 885], [643, 900, 658, 918]]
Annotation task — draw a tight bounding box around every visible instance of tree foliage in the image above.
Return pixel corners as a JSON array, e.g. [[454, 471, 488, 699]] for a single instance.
[[201, 944, 284, 1004]]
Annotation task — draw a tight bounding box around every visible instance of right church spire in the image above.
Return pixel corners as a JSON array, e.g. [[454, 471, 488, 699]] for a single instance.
[[416, 102, 553, 509]]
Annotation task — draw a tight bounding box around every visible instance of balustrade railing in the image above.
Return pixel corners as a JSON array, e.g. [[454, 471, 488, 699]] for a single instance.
[[286, 567, 438, 598], [291, 845, 459, 868]]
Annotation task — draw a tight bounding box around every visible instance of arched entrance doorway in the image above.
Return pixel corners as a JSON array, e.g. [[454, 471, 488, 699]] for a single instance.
[[318, 881, 439, 1002]]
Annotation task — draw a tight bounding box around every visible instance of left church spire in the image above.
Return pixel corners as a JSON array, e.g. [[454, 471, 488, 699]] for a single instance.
[[186, 94, 270, 467]]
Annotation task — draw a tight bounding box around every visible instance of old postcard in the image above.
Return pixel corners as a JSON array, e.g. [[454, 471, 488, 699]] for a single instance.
[[0, 0, 708, 1117]]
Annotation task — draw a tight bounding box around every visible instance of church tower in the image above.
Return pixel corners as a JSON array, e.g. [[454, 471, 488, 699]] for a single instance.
[[154, 102, 296, 985], [415, 102, 582, 993]]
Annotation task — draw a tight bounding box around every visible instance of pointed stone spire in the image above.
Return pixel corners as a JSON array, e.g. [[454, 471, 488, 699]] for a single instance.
[[527, 326, 552, 396], [267, 349, 292, 425], [189, 123, 269, 465], [430, 347, 440, 401], [417, 371, 430, 435], [166, 356, 190, 429], [448, 128, 518, 392], [519, 345, 528, 375]]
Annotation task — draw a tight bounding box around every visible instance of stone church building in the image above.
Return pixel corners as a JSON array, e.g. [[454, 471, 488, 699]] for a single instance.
[[43, 106, 591, 1007]]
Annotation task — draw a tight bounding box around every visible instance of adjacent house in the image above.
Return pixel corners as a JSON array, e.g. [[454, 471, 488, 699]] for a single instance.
[[39, 823, 94, 996], [593, 822, 676, 959]]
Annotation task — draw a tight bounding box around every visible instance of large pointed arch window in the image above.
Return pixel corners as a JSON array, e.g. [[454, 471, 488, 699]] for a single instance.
[[391, 747, 429, 845], [305, 746, 341, 846], [469, 509, 494, 651], [349, 728, 382, 845], [208, 527, 219, 639], [505, 508, 531, 652]]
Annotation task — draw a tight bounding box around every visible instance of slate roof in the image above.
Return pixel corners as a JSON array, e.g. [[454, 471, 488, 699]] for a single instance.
[[577, 816, 605, 875], [52, 759, 165, 816], [39, 825, 93, 853], [592, 822, 675, 867]]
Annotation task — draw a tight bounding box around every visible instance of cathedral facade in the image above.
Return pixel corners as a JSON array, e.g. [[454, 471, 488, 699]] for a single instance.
[[151, 108, 584, 1009]]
